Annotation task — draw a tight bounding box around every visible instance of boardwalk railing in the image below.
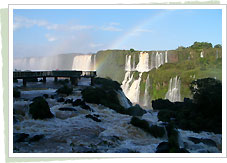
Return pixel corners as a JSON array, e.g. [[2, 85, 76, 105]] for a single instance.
[[13, 70, 96, 86]]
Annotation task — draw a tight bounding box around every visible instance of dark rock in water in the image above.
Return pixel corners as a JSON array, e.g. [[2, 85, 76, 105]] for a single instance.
[[13, 88, 21, 98], [93, 114, 100, 117], [126, 104, 146, 116], [72, 99, 82, 106], [81, 103, 93, 111], [56, 85, 73, 95], [57, 97, 65, 102], [29, 134, 44, 142], [50, 95, 55, 99], [43, 94, 49, 98], [64, 99, 73, 104], [85, 114, 101, 122], [178, 148, 190, 153], [130, 117, 165, 138], [188, 137, 217, 147], [13, 78, 18, 83], [156, 142, 189, 153], [29, 97, 54, 120], [59, 107, 77, 112], [152, 99, 174, 110], [14, 133, 29, 143], [156, 142, 169, 153]]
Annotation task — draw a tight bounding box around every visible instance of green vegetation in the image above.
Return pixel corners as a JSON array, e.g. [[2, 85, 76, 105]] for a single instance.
[[95, 42, 221, 103], [155, 78, 222, 134]]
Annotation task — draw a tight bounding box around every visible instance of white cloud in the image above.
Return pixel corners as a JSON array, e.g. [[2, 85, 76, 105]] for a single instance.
[[45, 34, 57, 42], [14, 15, 94, 31], [100, 22, 122, 32], [101, 26, 122, 32]]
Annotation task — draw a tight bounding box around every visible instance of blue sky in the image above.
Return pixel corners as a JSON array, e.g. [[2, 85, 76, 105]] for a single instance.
[[13, 9, 222, 58]]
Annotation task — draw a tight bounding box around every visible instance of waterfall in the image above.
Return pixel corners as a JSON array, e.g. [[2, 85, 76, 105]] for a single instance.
[[165, 51, 168, 63], [121, 72, 142, 104], [136, 52, 150, 72], [93, 54, 96, 71], [125, 55, 132, 71], [116, 90, 132, 108], [72, 54, 94, 71], [200, 51, 204, 58], [143, 74, 151, 108], [165, 76, 181, 102]]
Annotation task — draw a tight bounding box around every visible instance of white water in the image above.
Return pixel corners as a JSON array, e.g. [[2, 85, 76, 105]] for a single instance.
[[72, 54, 95, 71], [14, 54, 96, 71], [143, 75, 151, 108], [200, 51, 204, 58], [124, 51, 168, 72], [165, 76, 181, 102], [121, 72, 142, 104], [117, 90, 132, 109]]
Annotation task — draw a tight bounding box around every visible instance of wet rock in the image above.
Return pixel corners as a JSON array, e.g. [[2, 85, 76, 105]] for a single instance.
[[58, 107, 77, 111], [14, 133, 29, 143], [72, 99, 82, 106], [130, 117, 165, 138], [43, 94, 49, 98], [29, 134, 44, 142], [152, 99, 174, 110], [85, 114, 101, 122], [81, 103, 93, 112], [50, 95, 55, 99], [156, 142, 169, 153], [57, 97, 65, 102], [126, 104, 146, 116], [64, 99, 73, 104], [29, 97, 54, 120], [156, 142, 189, 153], [188, 137, 217, 147]]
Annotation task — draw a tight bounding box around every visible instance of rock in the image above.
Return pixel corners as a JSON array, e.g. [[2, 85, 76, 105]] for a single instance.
[[126, 104, 146, 116], [81, 103, 93, 112], [152, 99, 174, 110], [57, 97, 65, 102], [13, 88, 21, 98], [58, 107, 77, 111], [29, 134, 44, 142], [64, 99, 73, 104], [56, 85, 73, 95], [188, 137, 217, 147], [130, 117, 165, 138], [14, 133, 29, 143], [114, 148, 138, 153], [43, 94, 49, 98], [29, 97, 54, 120], [85, 114, 101, 122], [156, 142, 169, 153], [72, 99, 82, 106], [50, 95, 55, 99]]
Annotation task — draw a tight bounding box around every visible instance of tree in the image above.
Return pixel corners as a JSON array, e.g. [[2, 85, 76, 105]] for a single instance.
[[130, 48, 135, 52], [189, 78, 222, 115], [214, 44, 222, 48], [190, 42, 213, 49]]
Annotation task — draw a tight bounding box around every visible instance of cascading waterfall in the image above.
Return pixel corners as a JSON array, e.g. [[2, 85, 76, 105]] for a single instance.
[[122, 51, 169, 107], [143, 75, 151, 108], [165, 76, 181, 102], [72, 54, 95, 71], [136, 52, 150, 72], [116, 90, 132, 108], [121, 72, 142, 104]]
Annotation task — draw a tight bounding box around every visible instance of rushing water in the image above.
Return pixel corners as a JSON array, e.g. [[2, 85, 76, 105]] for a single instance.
[[13, 80, 221, 153], [165, 76, 181, 102]]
